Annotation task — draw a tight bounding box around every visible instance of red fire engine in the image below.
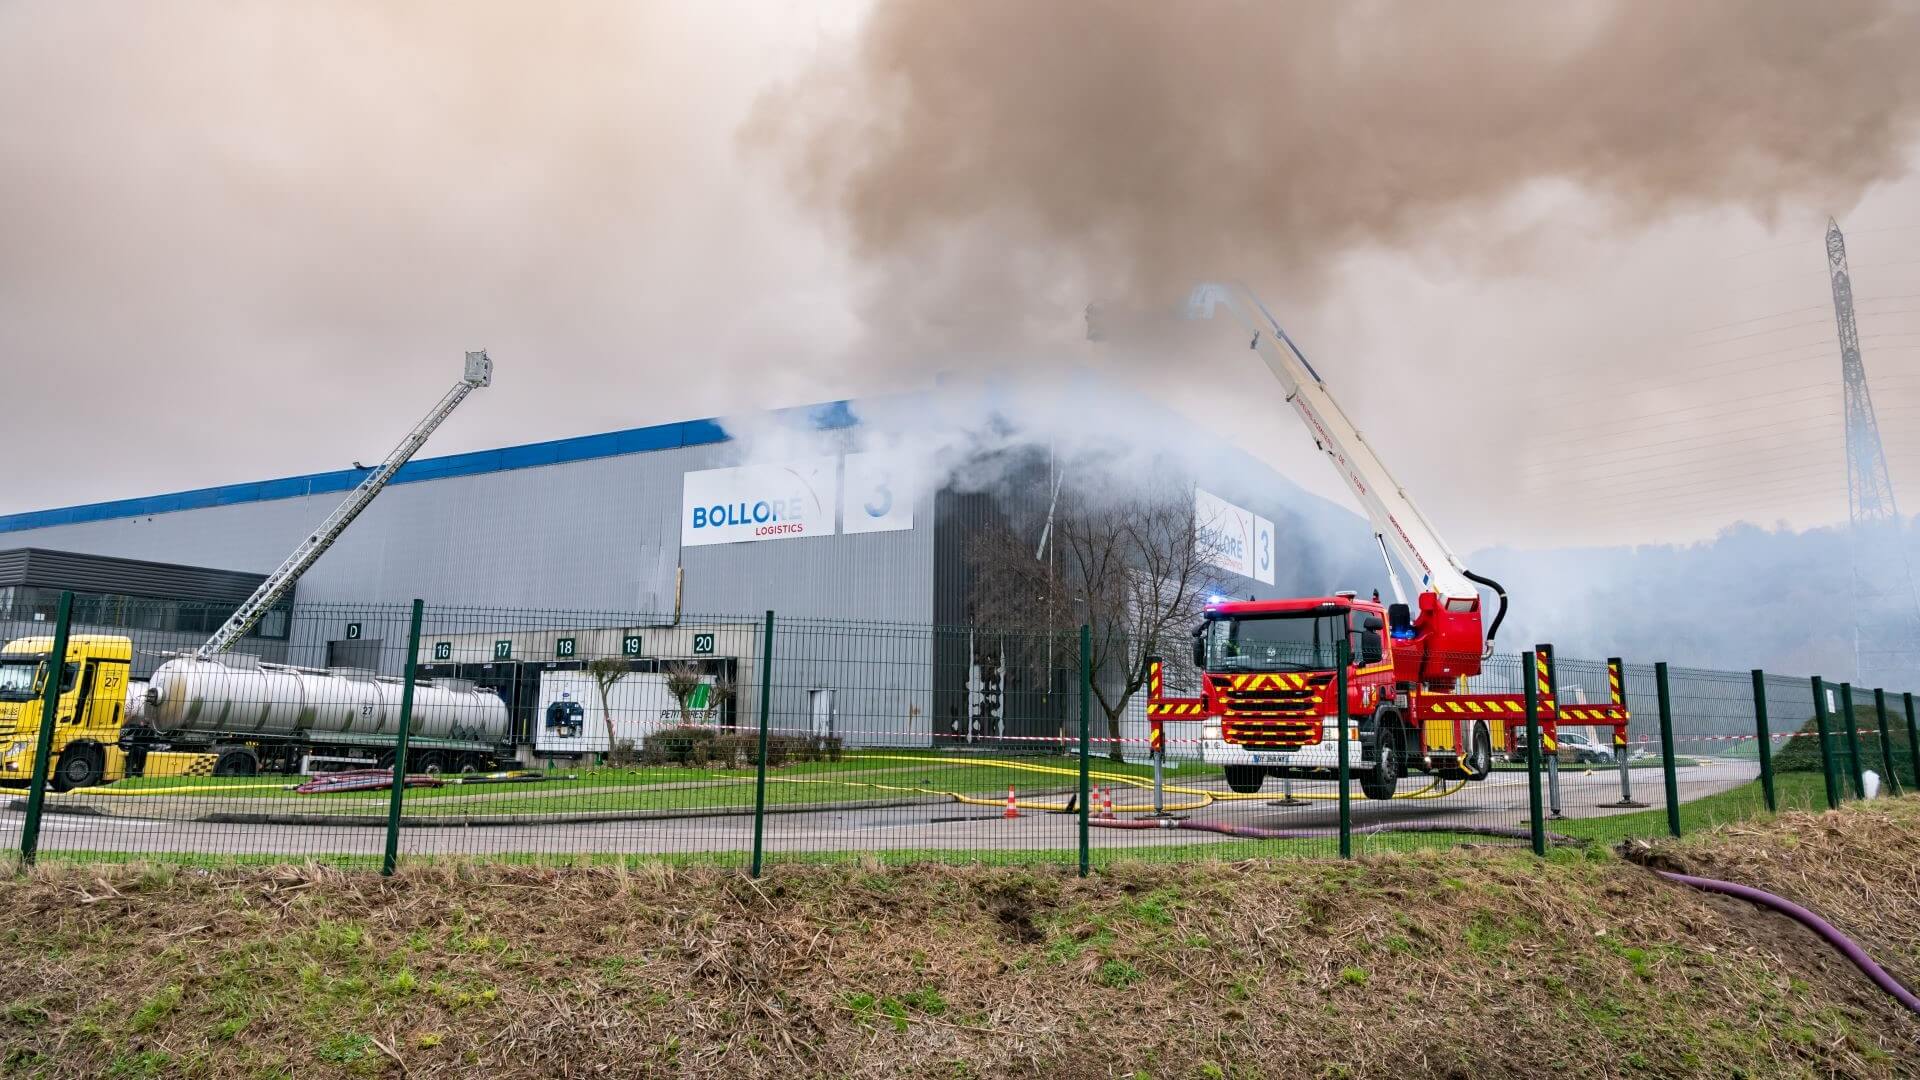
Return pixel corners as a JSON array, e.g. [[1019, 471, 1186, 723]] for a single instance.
[[1146, 285, 1628, 797]]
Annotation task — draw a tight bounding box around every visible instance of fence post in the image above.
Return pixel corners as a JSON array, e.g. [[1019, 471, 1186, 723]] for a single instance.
[[1906, 692, 1920, 798], [1840, 682, 1866, 799], [1523, 649, 1545, 857], [1604, 657, 1643, 808], [1336, 638, 1351, 860], [1751, 669, 1776, 814], [1873, 689, 1900, 798], [1540, 645, 1562, 820], [750, 610, 774, 879], [382, 599, 425, 877], [1078, 623, 1091, 878], [19, 590, 74, 868], [1655, 662, 1680, 838], [1812, 676, 1840, 810]]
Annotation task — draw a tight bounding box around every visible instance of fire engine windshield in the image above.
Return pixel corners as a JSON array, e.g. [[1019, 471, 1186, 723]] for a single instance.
[[1204, 613, 1343, 672], [0, 660, 40, 701]]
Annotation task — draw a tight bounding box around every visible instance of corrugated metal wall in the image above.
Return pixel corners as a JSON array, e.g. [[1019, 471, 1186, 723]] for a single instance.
[[0, 442, 936, 625]]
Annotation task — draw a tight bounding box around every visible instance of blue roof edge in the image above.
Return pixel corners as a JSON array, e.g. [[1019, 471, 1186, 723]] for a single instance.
[[0, 400, 859, 534]]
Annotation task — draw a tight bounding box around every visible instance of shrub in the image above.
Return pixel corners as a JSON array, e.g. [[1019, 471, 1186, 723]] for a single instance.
[[1774, 705, 1914, 789], [695, 732, 846, 767], [641, 725, 719, 767]]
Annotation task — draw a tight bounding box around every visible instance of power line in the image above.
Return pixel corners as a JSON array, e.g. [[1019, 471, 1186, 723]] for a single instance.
[[1524, 382, 1835, 448], [1523, 412, 1842, 472], [1523, 342, 1831, 410], [1523, 337, 1920, 436], [1583, 462, 1844, 520], [1538, 439, 1844, 498], [1525, 432, 1844, 492]]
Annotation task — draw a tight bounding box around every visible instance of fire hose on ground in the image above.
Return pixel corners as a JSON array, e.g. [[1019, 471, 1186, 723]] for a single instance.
[[1654, 870, 1920, 1016], [1088, 815, 1578, 845]]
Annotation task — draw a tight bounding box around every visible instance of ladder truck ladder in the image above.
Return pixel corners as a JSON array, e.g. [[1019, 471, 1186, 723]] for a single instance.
[[1185, 283, 1507, 652], [195, 351, 494, 660]]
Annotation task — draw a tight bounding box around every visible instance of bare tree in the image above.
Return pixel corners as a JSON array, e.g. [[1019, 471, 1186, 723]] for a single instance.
[[586, 656, 631, 765], [969, 481, 1223, 761], [664, 660, 716, 727]]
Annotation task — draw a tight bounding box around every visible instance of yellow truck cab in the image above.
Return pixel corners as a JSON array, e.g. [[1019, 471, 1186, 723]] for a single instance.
[[0, 634, 134, 790]]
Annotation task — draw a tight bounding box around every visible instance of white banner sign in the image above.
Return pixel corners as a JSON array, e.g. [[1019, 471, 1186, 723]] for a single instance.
[[842, 451, 914, 534], [682, 457, 838, 547], [1195, 488, 1273, 584]]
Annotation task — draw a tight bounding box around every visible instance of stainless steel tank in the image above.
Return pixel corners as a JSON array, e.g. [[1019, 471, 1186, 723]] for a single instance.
[[141, 656, 509, 743]]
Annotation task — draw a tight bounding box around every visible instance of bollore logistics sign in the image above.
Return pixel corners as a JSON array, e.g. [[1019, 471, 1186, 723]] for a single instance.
[[1195, 488, 1276, 586], [683, 458, 839, 547]]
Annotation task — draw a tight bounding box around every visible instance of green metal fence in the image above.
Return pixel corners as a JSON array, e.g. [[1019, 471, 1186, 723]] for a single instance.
[[8, 592, 1917, 876]]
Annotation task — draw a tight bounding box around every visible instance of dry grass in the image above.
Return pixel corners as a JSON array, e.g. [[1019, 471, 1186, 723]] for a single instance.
[[3, 808, 1920, 1078], [1630, 796, 1920, 1001]]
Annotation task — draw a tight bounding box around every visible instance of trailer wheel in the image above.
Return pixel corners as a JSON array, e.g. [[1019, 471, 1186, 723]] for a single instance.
[[1360, 723, 1402, 800], [1223, 765, 1265, 794], [212, 747, 259, 777], [51, 745, 105, 792], [412, 750, 448, 775]]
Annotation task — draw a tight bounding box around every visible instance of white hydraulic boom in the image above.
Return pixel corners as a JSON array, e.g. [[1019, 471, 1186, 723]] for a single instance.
[[195, 351, 494, 659], [1185, 283, 1506, 648]]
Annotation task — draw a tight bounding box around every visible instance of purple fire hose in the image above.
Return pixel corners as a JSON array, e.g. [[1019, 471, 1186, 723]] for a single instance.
[[1656, 870, 1920, 1016], [1088, 817, 1568, 844]]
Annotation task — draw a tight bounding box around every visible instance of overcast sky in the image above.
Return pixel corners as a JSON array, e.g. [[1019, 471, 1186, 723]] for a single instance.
[[3, 2, 1918, 552]]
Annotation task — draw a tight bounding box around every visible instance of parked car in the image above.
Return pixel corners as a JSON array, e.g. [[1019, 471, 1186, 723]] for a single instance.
[[1506, 729, 1613, 765]]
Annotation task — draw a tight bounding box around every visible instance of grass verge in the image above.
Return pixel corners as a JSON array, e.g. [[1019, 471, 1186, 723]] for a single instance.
[[4, 802, 1920, 1077]]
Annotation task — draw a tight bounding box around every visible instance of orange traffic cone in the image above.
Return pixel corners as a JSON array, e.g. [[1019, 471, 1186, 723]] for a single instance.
[[1100, 785, 1115, 819], [1004, 784, 1021, 819]]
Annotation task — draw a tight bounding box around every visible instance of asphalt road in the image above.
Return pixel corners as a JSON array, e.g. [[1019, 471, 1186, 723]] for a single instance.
[[0, 759, 1760, 861]]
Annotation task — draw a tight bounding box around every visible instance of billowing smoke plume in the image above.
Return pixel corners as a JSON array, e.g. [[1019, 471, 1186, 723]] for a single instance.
[[757, 0, 1920, 347]]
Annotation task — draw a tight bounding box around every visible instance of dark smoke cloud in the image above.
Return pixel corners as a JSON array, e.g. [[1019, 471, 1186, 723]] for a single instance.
[[758, 0, 1920, 343]]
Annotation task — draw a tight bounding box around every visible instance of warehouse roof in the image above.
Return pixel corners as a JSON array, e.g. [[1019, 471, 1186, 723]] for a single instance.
[[0, 400, 858, 535]]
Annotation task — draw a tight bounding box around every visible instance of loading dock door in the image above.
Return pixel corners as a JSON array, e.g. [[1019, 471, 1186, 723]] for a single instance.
[[327, 639, 384, 670]]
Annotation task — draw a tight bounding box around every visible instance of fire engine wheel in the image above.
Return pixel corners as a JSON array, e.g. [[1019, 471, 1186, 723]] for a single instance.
[[1465, 722, 1493, 778], [1223, 765, 1266, 794], [51, 745, 105, 792], [1360, 724, 1402, 800]]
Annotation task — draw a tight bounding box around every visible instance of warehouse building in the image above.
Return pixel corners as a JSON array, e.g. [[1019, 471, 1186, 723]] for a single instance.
[[0, 392, 1373, 753]]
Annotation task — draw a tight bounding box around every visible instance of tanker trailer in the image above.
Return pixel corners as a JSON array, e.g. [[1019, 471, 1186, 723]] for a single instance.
[[123, 654, 513, 776]]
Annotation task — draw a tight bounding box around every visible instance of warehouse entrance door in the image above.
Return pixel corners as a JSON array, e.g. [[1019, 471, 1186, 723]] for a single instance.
[[809, 688, 834, 739], [327, 639, 384, 671]]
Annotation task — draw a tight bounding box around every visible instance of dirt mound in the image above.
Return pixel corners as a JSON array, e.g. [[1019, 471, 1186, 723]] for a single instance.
[[3, 810, 1919, 1078]]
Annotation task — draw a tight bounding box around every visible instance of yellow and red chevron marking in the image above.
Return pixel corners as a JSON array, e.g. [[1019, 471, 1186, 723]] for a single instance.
[[1419, 697, 1525, 715], [1606, 662, 1625, 707], [1222, 718, 1320, 748], [1147, 700, 1207, 718], [1149, 725, 1165, 753], [1558, 705, 1628, 722], [1534, 650, 1556, 710], [1149, 660, 1163, 698], [1221, 672, 1313, 691]]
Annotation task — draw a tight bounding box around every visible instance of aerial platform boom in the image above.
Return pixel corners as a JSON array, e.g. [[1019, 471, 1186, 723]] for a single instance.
[[1186, 284, 1506, 653], [195, 351, 494, 659]]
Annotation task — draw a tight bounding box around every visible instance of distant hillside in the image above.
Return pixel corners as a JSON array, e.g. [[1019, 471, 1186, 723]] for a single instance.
[[1475, 519, 1905, 677]]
